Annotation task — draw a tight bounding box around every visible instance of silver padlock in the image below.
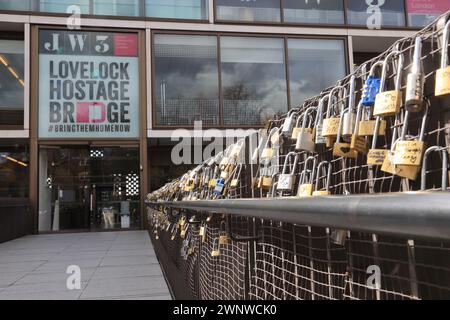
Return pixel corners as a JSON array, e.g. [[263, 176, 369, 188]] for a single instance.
[[405, 36, 424, 113], [295, 106, 316, 152], [277, 152, 299, 191]]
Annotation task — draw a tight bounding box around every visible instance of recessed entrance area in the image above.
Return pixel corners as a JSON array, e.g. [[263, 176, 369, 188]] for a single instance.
[[38, 145, 140, 233]]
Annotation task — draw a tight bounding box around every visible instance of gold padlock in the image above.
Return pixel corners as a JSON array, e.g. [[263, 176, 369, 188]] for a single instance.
[[358, 120, 386, 137], [435, 22, 450, 97], [297, 156, 316, 197], [392, 141, 425, 167], [381, 151, 421, 180], [367, 149, 389, 166], [333, 142, 359, 158], [312, 190, 330, 196], [435, 66, 450, 97], [219, 222, 229, 245], [211, 238, 220, 257], [373, 90, 402, 117], [313, 161, 331, 196], [322, 117, 340, 137], [350, 135, 368, 154]]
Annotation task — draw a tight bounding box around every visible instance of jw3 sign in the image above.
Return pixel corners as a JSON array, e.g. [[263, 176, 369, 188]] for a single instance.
[[38, 30, 139, 138]]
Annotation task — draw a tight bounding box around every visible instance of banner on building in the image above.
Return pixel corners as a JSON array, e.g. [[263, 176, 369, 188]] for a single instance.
[[38, 30, 140, 138]]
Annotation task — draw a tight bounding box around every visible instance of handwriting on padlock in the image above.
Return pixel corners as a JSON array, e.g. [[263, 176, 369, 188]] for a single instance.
[[367, 149, 388, 166], [374, 91, 401, 116], [393, 141, 424, 166], [322, 118, 340, 136]]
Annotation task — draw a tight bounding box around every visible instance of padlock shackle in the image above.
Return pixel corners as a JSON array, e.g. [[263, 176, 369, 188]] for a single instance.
[[400, 98, 429, 141], [300, 156, 317, 185], [348, 74, 357, 112], [368, 60, 384, 77], [315, 161, 332, 192], [421, 146, 449, 191], [380, 50, 404, 92], [327, 85, 347, 117], [315, 95, 330, 127], [440, 20, 450, 68], [231, 163, 243, 180], [281, 151, 299, 175], [412, 36, 423, 74]]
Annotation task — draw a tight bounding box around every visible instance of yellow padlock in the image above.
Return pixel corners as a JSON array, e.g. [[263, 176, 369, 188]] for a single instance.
[[435, 23, 450, 97]]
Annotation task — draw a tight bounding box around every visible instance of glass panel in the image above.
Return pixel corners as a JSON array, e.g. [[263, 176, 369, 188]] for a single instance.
[[221, 36, 288, 126], [216, 0, 281, 22], [283, 0, 344, 25], [39, 0, 90, 14], [406, 0, 450, 27], [38, 146, 140, 232], [0, 143, 29, 198], [93, 0, 141, 16], [347, 0, 406, 27], [288, 39, 346, 107], [154, 34, 219, 126], [0, 0, 31, 11], [146, 0, 208, 20], [0, 40, 24, 126]]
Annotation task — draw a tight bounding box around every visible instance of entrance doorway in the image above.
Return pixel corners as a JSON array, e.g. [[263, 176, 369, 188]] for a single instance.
[[38, 145, 140, 232]]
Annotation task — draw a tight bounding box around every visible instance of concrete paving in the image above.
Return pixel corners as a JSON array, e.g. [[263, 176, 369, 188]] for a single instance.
[[0, 231, 171, 300]]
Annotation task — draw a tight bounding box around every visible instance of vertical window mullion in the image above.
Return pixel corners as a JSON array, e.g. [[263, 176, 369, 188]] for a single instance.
[[217, 34, 223, 127]]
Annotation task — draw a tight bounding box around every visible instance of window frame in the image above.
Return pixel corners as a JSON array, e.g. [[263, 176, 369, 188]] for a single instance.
[[151, 30, 349, 129]]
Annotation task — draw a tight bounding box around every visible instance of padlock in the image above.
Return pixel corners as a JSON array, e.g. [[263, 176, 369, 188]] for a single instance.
[[312, 161, 332, 196], [295, 107, 316, 152], [361, 61, 383, 107], [405, 37, 425, 112], [374, 50, 404, 117], [219, 221, 230, 245], [393, 103, 429, 168], [382, 102, 429, 180], [281, 109, 297, 136], [291, 110, 313, 140], [314, 95, 330, 145], [214, 178, 226, 195], [435, 20, 450, 97], [367, 117, 390, 166], [297, 156, 317, 197], [211, 238, 220, 257], [421, 146, 449, 191], [230, 164, 243, 188], [277, 152, 299, 191], [261, 127, 280, 160], [199, 223, 207, 243], [333, 88, 362, 158], [322, 86, 347, 146]]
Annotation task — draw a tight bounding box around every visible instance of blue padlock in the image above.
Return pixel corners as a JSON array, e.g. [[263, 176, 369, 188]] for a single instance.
[[361, 75, 381, 107], [214, 178, 225, 195]]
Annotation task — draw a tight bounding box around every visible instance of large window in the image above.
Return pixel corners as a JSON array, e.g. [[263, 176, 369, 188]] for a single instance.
[[347, 0, 406, 27], [406, 0, 450, 27], [153, 34, 219, 126], [216, 0, 281, 22], [0, 40, 24, 127], [288, 39, 346, 107], [0, 142, 28, 198], [220, 37, 287, 125], [0, 1, 31, 11], [284, 0, 344, 25], [93, 0, 140, 16], [146, 0, 208, 20], [39, 0, 90, 14]]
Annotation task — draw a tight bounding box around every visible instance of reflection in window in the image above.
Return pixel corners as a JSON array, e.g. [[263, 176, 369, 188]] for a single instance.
[[0, 0, 31, 11], [0, 40, 24, 126], [284, 0, 344, 24], [221, 37, 287, 125], [288, 39, 346, 107], [146, 0, 208, 20], [0, 143, 29, 198], [93, 0, 140, 16], [347, 0, 405, 27], [39, 0, 90, 14], [216, 0, 281, 22], [407, 0, 450, 27], [154, 34, 219, 126]]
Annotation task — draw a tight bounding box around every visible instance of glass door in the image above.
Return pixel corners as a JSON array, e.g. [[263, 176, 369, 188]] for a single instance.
[[38, 145, 140, 232]]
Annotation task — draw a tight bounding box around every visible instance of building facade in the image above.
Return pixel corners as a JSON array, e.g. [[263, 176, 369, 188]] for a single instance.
[[0, 0, 448, 233]]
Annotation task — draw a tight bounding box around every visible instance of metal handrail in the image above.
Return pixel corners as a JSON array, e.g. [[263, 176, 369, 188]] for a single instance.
[[147, 192, 450, 241]]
